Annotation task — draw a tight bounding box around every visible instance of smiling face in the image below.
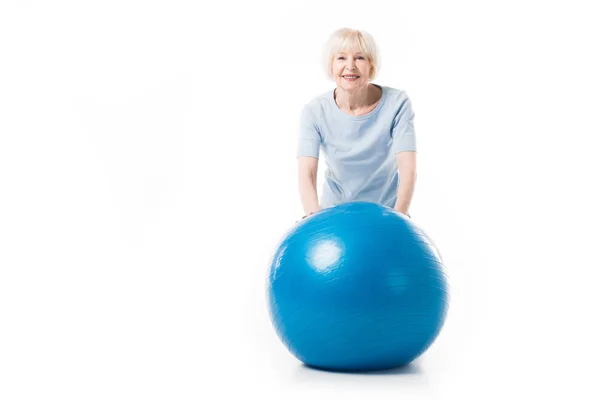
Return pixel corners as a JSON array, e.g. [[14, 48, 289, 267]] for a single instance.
[[332, 51, 373, 91], [324, 28, 380, 85]]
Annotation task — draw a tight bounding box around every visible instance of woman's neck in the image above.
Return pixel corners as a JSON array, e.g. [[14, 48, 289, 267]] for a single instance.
[[334, 84, 380, 111]]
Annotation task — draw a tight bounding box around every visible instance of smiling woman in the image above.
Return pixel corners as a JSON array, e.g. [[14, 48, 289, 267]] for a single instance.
[[297, 27, 418, 219]]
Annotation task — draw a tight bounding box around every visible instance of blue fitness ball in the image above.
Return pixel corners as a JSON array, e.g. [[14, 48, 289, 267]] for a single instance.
[[266, 201, 449, 372]]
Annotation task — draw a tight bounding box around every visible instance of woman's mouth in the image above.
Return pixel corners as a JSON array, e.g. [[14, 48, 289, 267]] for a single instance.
[[343, 75, 359, 81]]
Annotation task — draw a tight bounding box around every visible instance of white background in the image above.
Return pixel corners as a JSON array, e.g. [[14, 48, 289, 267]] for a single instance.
[[1, 0, 599, 398]]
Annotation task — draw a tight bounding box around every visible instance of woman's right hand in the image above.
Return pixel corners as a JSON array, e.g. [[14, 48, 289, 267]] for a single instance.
[[296, 210, 319, 223]]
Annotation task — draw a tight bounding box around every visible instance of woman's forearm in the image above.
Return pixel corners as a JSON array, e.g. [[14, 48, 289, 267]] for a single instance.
[[394, 173, 416, 215], [298, 175, 320, 215]]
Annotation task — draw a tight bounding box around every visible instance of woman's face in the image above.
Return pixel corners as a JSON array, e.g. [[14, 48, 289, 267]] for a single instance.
[[332, 50, 372, 90]]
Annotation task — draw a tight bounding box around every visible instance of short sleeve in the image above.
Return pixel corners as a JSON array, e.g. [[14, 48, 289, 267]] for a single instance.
[[391, 95, 417, 154], [297, 105, 321, 158]]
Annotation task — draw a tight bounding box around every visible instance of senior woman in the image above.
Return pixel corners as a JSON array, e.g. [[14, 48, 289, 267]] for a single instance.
[[297, 28, 417, 220]]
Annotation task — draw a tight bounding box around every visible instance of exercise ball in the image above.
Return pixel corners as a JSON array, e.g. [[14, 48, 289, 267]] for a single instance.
[[266, 201, 449, 372]]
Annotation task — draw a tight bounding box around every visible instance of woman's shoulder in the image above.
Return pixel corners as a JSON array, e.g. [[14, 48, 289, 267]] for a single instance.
[[380, 85, 414, 116], [300, 89, 333, 119], [380, 85, 411, 101], [305, 88, 332, 108]]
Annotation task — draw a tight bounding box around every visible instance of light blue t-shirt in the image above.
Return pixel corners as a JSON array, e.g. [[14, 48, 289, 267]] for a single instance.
[[297, 84, 417, 209]]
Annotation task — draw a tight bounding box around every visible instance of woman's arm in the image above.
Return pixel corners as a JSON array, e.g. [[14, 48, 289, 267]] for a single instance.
[[394, 151, 417, 215], [298, 156, 321, 215]]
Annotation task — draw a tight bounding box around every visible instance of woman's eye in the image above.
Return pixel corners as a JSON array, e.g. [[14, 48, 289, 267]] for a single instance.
[[338, 56, 364, 60]]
